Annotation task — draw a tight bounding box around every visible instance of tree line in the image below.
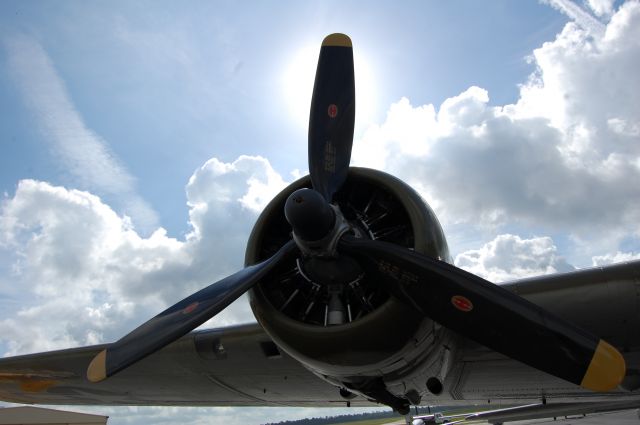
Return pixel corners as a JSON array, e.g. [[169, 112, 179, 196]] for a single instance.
[[262, 410, 399, 425]]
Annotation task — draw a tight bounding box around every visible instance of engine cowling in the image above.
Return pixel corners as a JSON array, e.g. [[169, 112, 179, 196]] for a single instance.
[[245, 167, 453, 405]]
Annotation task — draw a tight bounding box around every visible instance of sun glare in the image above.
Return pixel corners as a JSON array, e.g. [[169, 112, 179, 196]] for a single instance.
[[282, 43, 377, 135]]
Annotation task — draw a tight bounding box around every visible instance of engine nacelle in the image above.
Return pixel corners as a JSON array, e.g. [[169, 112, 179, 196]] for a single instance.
[[245, 168, 454, 406]]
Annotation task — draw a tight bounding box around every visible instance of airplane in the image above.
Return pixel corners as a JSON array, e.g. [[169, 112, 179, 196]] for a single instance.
[[1, 33, 639, 421]]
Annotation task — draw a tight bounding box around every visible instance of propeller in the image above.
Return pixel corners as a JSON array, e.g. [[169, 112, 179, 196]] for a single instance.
[[88, 32, 625, 395], [308, 33, 355, 202], [287, 35, 624, 392]]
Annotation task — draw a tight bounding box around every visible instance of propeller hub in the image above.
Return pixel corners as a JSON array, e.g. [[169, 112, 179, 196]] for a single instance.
[[284, 188, 351, 258], [285, 188, 335, 241]]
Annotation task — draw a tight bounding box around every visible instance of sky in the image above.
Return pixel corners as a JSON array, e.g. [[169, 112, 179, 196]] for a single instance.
[[0, 0, 639, 423]]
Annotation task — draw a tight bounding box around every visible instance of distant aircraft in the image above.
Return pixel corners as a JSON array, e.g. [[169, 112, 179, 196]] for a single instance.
[[1, 33, 639, 422]]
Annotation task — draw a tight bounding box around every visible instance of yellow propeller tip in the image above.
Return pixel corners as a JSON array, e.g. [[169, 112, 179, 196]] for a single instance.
[[322, 33, 352, 48], [581, 340, 626, 392], [87, 349, 107, 383]]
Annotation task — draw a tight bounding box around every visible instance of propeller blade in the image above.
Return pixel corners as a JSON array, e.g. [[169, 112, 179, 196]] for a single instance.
[[87, 240, 297, 382], [338, 235, 625, 392], [308, 33, 355, 202]]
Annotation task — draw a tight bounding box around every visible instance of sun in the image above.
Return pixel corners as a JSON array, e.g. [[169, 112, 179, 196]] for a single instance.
[[282, 42, 377, 134]]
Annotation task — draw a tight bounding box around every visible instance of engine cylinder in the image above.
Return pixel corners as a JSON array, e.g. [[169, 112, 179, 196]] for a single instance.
[[246, 167, 450, 379]]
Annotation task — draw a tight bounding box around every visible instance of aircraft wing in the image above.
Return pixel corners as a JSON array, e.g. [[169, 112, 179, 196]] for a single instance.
[[447, 260, 640, 403], [0, 323, 369, 407], [1, 260, 638, 406], [501, 259, 640, 348]]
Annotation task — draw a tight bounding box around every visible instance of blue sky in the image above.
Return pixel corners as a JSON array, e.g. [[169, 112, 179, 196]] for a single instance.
[[0, 1, 567, 238], [1, 1, 639, 424]]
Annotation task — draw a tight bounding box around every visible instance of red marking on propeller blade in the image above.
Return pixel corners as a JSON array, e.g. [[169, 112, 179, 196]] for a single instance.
[[182, 302, 199, 315], [328, 104, 338, 118], [451, 295, 473, 312]]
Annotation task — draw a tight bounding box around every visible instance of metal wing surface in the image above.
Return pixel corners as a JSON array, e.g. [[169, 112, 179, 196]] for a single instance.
[[0, 323, 370, 407], [448, 260, 640, 404]]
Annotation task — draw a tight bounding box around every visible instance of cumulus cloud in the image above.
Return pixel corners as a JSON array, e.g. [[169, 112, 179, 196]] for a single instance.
[[455, 234, 575, 282], [592, 251, 640, 266], [455, 233, 640, 282], [353, 2, 640, 256], [4, 35, 158, 232], [0, 155, 287, 356]]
